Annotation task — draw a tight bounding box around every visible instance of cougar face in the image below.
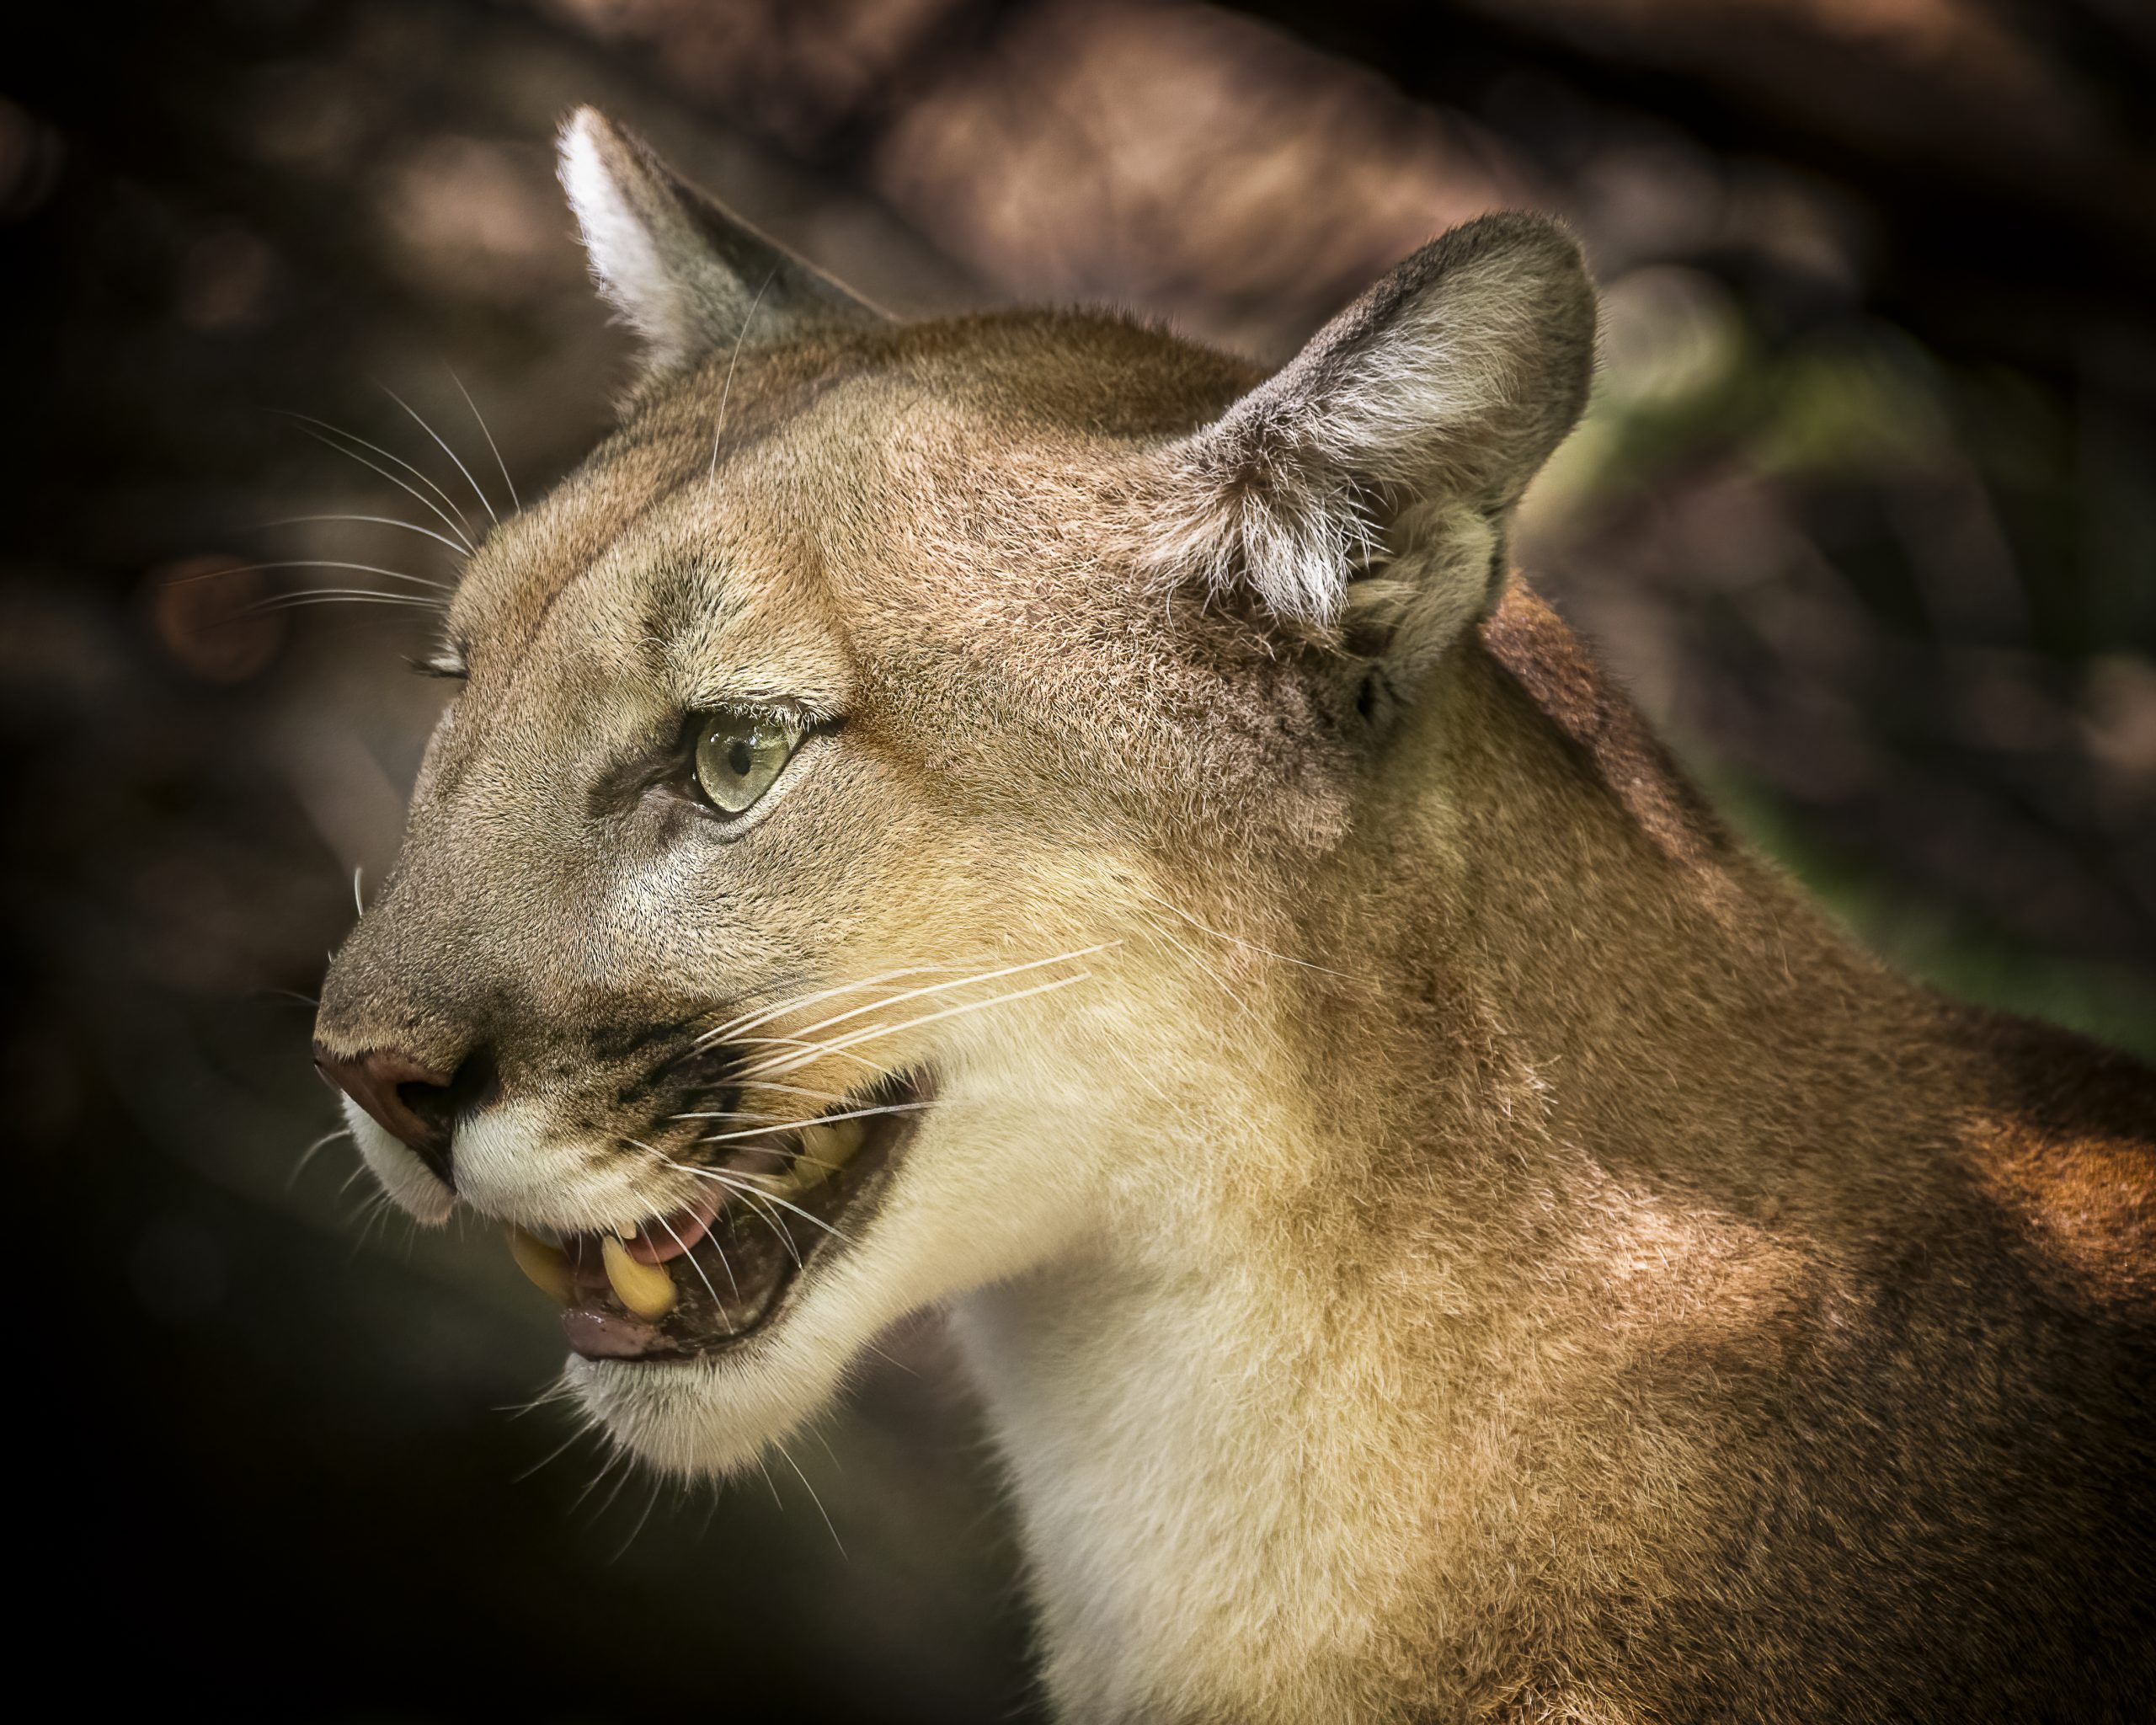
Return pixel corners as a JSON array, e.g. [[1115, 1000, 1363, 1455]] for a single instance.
[[314, 109, 1593, 1478]]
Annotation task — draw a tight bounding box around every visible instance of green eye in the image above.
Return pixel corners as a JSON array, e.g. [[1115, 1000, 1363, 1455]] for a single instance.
[[691, 711, 803, 816]]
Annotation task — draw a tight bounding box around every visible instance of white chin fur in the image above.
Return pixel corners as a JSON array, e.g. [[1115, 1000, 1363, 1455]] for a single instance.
[[566, 1341, 855, 1478], [346, 1099, 456, 1226]]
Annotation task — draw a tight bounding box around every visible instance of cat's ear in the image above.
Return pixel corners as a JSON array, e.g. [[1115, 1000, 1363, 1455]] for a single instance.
[[557, 107, 882, 376], [1147, 214, 1595, 684]]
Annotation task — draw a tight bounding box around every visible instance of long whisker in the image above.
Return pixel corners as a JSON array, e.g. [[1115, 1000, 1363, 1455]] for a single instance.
[[709, 267, 778, 480], [246, 590, 445, 614], [689, 1172, 807, 1268], [753, 944, 1116, 1051], [182, 558, 451, 592], [379, 382, 499, 526], [743, 1187, 807, 1268], [277, 412, 478, 553], [691, 965, 965, 1051], [611, 1140, 733, 1327], [288, 1126, 352, 1188], [739, 970, 1093, 1082], [776, 1442, 845, 1558], [515, 1419, 600, 1483], [591, 1461, 643, 1525], [729, 1080, 860, 1104], [448, 366, 520, 512], [659, 1160, 849, 1246], [655, 1210, 726, 1322], [728, 1039, 898, 1083], [1123, 878, 1367, 983], [258, 513, 473, 558], [568, 1434, 633, 1511], [681, 1099, 933, 1145], [705, 1215, 744, 1303], [1125, 899, 1264, 1025], [499, 1372, 579, 1419], [611, 1476, 666, 1563]]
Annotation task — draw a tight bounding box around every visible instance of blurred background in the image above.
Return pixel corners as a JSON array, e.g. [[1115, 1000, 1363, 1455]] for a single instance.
[[7, 0, 2153, 1717]]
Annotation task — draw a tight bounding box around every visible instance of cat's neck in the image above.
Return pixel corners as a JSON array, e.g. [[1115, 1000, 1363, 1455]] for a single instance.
[[949, 595, 1912, 1722]]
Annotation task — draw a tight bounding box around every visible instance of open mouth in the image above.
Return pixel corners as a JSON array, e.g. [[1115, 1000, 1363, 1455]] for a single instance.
[[504, 1070, 927, 1363]]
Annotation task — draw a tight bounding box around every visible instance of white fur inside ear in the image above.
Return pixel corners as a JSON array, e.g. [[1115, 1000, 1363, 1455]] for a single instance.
[[1145, 433, 1371, 624], [1143, 214, 1593, 632], [558, 110, 696, 371]]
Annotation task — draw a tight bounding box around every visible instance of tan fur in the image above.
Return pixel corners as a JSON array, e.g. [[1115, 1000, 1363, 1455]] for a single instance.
[[316, 114, 2156, 1722]]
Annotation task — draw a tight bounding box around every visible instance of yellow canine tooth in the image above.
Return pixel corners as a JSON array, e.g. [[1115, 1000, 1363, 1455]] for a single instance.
[[791, 1115, 867, 1193], [506, 1226, 574, 1305], [600, 1233, 678, 1320]]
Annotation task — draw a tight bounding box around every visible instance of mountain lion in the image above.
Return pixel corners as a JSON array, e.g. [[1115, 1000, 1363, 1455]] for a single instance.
[[313, 109, 2156, 1722]]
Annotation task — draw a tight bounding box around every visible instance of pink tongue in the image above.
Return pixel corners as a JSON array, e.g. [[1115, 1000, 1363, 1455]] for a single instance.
[[625, 1194, 722, 1265]]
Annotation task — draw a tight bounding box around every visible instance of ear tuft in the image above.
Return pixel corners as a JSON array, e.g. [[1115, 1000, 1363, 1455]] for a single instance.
[[1147, 213, 1596, 631], [557, 107, 880, 377]]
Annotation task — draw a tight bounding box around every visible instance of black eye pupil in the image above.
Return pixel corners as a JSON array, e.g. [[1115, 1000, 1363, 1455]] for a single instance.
[[727, 737, 754, 777]]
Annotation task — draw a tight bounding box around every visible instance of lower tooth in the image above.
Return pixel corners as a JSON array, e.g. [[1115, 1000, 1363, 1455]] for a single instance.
[[792, 1116, 867, 1191], [601, 1234, 678, 1319], [506, 1226, 574, 1305]]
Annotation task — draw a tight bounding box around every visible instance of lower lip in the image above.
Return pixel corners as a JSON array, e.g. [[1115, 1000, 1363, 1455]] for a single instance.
[[563, 1307, 679, 1359]]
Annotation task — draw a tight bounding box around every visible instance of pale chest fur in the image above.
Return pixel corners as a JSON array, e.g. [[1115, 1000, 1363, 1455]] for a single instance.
[[942, 1142, 1584, 1725], [945, 1109, 1844, 1723], [954, 1265, 1414, 1722]]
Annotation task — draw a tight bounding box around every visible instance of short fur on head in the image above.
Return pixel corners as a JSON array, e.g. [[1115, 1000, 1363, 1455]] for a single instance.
[[316, 109, 2156, 1724]]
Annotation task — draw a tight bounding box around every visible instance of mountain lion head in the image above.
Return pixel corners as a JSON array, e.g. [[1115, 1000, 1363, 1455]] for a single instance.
[[313, 109, 1594, 1477]]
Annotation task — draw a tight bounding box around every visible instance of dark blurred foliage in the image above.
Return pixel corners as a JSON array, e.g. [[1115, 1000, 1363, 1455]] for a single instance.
[[3, 1, 2151, 1718]]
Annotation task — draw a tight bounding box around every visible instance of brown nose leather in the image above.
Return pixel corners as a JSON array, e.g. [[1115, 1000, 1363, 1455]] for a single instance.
[[314, 1045, 456, 1184]]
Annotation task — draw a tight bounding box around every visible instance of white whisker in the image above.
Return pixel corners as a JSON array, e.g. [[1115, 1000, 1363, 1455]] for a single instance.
[[248, 590, 444, 613], [586, 1447, 642, 1522], [709, 268, 778, 480], [499, 1372, 579, 1420], [656, 1210, 723, 1311], [288, 1125, 352, 1188], [258, 513, 472, 558], [659, 1159, 849, 1246], [1123, 878, 1367, 983], [739, 970, 1093, 1082], [181, 558, 451, 592], [611, 1476, 665, 1562], [731, 1040, 898, 1083], [731, 1080, 860, 1104], [515, 1421, 597, 1483], [683, 1099, 933, 1146], [691, 965, 965, 1051], [750, 944, 1116, 1052], [776, 1441, 845, 1558], [279, 412, 478, 553], [379, 381, 499, 526], [448, 366, 520, 511]]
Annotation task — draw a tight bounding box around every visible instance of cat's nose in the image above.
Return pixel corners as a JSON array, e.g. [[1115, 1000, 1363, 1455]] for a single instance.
[[313, 1044, 477, 1185]]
